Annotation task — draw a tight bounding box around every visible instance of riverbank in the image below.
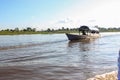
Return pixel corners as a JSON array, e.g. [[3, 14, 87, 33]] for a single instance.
[[0, 31, 51, 35], [0, 31, 77, 35], [0, 31, 120, 35]]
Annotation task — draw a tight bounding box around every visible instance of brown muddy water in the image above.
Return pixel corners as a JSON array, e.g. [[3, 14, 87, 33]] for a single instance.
[[0, 33, 120, 80]]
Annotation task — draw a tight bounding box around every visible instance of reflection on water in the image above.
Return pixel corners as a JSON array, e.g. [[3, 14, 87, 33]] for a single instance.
[[67, 40, 97, 79], [68, 38, 96, 51], [0, 33, 119, 80]]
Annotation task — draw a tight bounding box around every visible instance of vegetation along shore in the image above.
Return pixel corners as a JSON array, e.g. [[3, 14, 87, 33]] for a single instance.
[[0, 27, 120, 35]]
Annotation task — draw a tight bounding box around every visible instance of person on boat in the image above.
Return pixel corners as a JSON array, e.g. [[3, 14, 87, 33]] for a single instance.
[[91, 30, 96, 34], [79, 25, 89, 35], [82, 30, 86, 35]]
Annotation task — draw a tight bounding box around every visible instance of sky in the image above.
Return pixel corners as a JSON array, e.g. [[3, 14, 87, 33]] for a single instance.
[[0, 0, 120, 30]]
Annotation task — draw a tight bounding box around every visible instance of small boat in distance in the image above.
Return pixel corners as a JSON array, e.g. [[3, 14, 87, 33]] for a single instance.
[[66, 25, 100, 41]]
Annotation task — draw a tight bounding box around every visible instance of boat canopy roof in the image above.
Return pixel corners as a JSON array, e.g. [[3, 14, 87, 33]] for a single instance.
[[79, 26, 89, 31], [79, 25, 99, 32], [89, 27, 99, 31]]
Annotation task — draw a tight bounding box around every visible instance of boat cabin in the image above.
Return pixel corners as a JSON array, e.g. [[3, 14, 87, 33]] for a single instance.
[[79, 26, 99, 35]]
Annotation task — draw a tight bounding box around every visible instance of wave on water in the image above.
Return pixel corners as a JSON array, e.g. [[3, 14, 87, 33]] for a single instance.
[[0, 39, 67, 51], [0, 53, 65, 63], [1, 32, 120, 50]]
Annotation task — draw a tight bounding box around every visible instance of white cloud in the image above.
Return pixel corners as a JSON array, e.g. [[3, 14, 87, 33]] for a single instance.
[[26, 0, 120, 30], [50, 0, 120, 28], [57, 18, 73, 24]]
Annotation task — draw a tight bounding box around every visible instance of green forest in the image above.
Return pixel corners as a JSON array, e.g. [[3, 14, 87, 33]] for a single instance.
[[0, 27, 120, 35]]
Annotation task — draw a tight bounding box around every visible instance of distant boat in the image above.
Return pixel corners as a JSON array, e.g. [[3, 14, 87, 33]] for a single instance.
[[66, 25, 100, 41]]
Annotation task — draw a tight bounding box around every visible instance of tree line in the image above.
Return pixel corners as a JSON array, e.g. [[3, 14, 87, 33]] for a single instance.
[[0, 27, 120, 32], [98, 27, 120, 32], [0, 27, 36, 32], [45, 27, 78, 32], [45, 27, 120, 32]]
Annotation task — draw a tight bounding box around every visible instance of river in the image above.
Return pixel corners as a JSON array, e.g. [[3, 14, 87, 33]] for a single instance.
[[0, 32, 120, 80]]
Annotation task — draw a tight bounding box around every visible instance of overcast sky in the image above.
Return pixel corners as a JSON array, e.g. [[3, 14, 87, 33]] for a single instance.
[[0, 0, 120, 30]]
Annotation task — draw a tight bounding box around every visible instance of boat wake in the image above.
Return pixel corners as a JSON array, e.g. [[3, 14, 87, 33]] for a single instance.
[[0, 39, 67, 51]]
